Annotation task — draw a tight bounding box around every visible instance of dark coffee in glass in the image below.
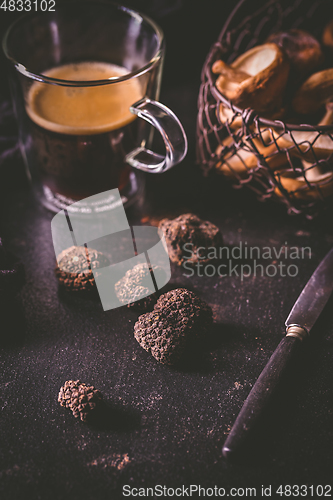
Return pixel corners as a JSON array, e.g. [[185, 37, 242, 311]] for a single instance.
[[26, 61, 143, 205]]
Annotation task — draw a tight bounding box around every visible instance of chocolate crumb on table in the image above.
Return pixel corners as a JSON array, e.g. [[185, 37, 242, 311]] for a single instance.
[[158, 213, 223, 266], [58, 380, 103, 422], [134, 288, 213, 365], [115, 262, 167, 312]]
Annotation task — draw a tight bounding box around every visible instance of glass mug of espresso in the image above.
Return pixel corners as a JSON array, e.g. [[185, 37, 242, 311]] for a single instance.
[[3, 1, 187, 213]]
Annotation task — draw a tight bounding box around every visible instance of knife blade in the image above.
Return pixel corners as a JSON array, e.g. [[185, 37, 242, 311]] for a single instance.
[[285, 248, 333, 333], [222, 247, 333, 459]]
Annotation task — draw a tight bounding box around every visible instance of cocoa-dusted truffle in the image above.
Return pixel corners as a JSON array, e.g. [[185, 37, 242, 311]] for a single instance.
[[158, 213, 222, 266], [134, 288, 213, 365], [115, 262, 166, 312], [58, 380, 103, 422], [55, 246, 110, 292]]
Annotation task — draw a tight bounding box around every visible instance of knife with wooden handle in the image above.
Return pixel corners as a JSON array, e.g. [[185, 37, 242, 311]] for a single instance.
[[222, 247, 333, 459]]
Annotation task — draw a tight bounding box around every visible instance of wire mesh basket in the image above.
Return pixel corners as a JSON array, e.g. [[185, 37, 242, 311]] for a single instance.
[[196, 0, 333, 217]]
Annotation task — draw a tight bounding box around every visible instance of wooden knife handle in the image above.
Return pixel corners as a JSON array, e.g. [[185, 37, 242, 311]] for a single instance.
[[222, 335, 303, 458]]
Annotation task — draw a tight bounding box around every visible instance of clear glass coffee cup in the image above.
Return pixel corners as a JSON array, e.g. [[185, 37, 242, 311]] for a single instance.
[[2, 1, 187, 213]]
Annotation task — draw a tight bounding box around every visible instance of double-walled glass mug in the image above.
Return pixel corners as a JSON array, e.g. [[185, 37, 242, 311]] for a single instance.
[[2, 1, 187, 213]]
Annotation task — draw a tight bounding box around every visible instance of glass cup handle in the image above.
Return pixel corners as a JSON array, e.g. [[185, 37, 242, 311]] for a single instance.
[[125, 97, 188, 173]]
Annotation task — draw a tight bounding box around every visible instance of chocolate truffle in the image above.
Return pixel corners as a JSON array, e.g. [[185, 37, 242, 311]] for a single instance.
[[158, 213, 222, 265]]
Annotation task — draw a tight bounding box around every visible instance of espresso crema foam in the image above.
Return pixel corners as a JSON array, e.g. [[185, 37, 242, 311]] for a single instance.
[[26, 62, 144, 135]]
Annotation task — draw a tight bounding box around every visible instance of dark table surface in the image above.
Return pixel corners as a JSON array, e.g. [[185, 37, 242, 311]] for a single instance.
[[1, 1, 333, 499]]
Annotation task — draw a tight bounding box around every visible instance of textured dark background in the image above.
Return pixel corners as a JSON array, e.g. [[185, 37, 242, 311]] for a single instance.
[[1, 1, 333, 499]]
